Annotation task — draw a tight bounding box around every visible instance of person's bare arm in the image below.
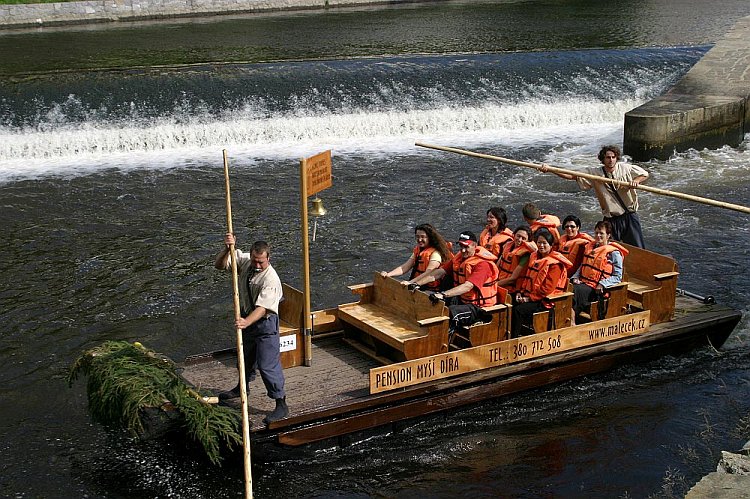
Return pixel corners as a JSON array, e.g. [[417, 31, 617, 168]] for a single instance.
[[215, 233, 235, 269], [380, 254, 416, 279], [540, 163, 575, 180]]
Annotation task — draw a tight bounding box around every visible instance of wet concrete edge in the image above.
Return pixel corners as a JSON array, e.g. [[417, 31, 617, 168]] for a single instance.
[[623, 15, 750, 161]]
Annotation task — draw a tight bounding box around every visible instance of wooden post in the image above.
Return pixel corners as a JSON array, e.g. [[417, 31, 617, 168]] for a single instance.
[[222, 150, 254, 499], [300, 157, 313, 366]]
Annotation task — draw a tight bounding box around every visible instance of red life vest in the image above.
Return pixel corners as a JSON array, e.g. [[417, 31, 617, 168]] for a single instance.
[[451, 247, 500, 307], [558, 232, 594, 274], [410, 245, 441, 290], [530, 214, 561, 244], [479, 227, 513, 257], [579, 242, 629, 288], [518, 251, 572, 302]]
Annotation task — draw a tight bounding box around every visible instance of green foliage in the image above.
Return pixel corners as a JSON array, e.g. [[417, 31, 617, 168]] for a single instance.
[[69, 340, 242, 465]]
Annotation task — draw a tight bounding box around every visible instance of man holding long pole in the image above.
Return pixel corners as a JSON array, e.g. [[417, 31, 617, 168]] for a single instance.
[[542, 145, 649, 248], [415, 142, 750, 215], [215, 235, 289, 424]]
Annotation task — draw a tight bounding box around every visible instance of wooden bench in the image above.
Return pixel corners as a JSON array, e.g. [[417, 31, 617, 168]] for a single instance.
[[575, 280, 631, 323], [450, 295, 512, 349], [278, 283, 305, 368], [589, 281, 629, 321], [622, 244, 680, 324], [532, 292, 574, 333], [338, 274, 451, 363]]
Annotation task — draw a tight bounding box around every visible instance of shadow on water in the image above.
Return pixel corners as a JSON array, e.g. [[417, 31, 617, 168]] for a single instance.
[[263, 331, 748, 498]]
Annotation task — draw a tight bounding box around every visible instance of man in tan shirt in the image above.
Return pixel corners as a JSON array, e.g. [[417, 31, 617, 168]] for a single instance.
[[544, 145, 648, 248], [215, 234, 288, 424]]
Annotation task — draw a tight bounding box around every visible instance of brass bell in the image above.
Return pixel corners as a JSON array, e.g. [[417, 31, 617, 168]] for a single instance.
[[309, 197, 327, 217]]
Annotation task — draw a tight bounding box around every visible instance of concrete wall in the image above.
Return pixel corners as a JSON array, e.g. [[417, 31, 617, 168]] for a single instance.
[[623, 15, 750, 161], [0, 0, 413, 28]]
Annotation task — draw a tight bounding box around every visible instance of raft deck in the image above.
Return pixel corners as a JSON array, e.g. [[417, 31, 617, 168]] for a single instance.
[[180, 294, 740, 444], [182, 336, 377, 430]]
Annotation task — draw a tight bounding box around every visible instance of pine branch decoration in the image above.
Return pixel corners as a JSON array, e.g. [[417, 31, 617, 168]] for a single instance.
[[69, 341, 242, 465]]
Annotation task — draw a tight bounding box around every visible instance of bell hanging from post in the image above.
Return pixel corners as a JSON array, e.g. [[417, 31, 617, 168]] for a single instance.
[[309, 197, 327, 217], [309, 197, 327, 242]]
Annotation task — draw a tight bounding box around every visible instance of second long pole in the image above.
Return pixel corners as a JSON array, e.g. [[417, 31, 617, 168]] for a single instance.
[[415, 142, 750, 215]]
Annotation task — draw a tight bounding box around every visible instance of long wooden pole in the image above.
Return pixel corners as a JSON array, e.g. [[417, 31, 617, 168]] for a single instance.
[[222, 150, 254, 499], [300, 157, 313, 366], [415, 142, 750, 215]]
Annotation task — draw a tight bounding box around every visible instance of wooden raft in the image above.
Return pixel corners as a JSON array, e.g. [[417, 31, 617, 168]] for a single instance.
[[623, 245, 679, 323]]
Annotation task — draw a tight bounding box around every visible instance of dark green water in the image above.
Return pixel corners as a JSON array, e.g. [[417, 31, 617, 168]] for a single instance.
[[1, 0, 749, 75], [2, 1, 750, 498]]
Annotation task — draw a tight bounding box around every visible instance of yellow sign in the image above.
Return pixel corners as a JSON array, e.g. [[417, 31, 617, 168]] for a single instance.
[[304, 150, 332, 197], [369, 311, 650, 393]]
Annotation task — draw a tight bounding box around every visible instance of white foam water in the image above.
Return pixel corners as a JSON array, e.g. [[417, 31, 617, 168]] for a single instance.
[[0, 96, 640, 180]]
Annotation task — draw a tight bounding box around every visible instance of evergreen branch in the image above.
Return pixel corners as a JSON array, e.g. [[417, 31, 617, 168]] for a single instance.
[[69, 341, 241, 464]]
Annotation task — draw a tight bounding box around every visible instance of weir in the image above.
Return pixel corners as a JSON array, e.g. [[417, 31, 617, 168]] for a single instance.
[[623, 15, 750, 161]]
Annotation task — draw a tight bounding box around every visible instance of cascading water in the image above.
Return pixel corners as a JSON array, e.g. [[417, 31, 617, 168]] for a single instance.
[[0, 48, 702, 175]]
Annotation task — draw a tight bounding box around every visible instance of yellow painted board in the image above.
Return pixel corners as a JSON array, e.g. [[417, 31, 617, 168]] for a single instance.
[[369, 311, 650, 394]]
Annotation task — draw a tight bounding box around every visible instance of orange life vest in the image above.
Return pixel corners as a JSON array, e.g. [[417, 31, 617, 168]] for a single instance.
[[559, 232, 594, 274], [518, 251, 572, 302], [451, 247, 500, 307], [497, 242, 531, 292], [579, 242, 629, 288], [530, 214, 561, 244], [479, 227, 514, 257], [446, 241, 455, 257], [410, 245, 441, 290]]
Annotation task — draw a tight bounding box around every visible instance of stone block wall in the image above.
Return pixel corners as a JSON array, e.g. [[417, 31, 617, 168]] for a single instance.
[[0, 0, 399, 28]]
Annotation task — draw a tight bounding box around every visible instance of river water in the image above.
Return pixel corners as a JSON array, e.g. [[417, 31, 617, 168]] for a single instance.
[[2, 1, 750, 497]]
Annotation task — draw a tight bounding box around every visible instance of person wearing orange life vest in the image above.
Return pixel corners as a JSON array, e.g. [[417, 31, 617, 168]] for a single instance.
[[511, 228, 573, 337], [558, 214, 594, 275], [380, 223, 453, 291], [479, 207, 514, 258], [570, 220, 629, 325], [495, 225, 534, 299], [411, 231, 499, 308], [522, 203, 561, 246]]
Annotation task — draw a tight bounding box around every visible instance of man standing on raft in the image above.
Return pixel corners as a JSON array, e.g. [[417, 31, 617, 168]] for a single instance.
[[215, 233, 289, 425], [543, 145, 648, 248]]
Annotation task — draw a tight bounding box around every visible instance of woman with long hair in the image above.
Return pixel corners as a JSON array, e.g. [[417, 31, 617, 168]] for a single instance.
[[495, 225, 534, 296], [479, 206, 514, 257], [381, 223, 453, 290]]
